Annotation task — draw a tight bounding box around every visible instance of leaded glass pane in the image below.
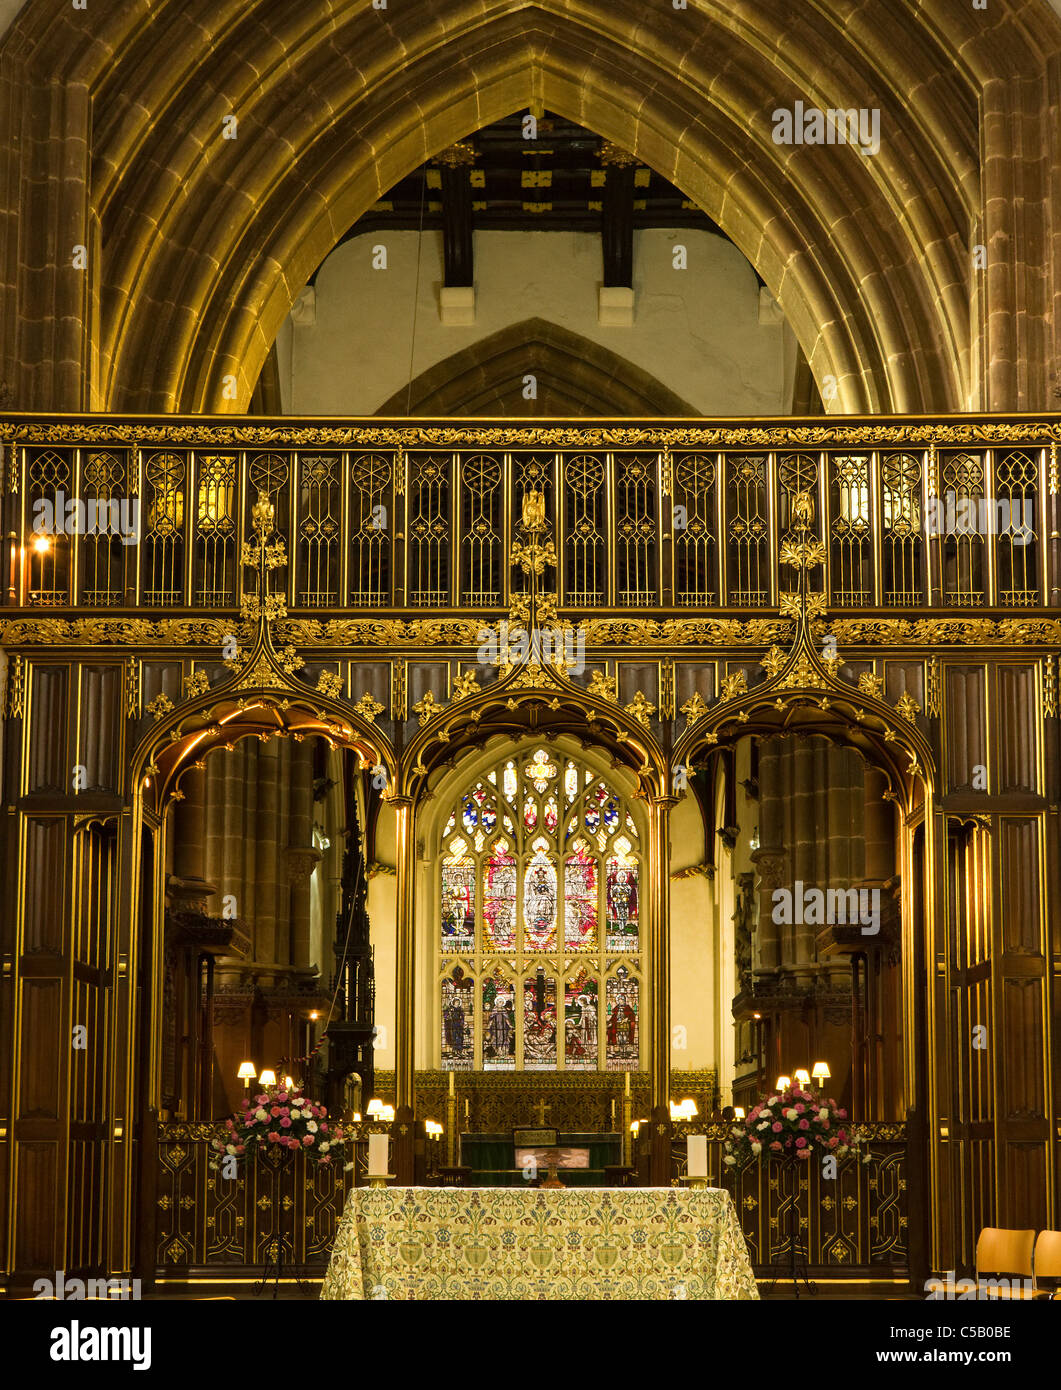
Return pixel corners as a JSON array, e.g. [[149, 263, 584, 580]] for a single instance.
[[606, 837, 639, 951], [606, 967, 638, 1070], [564, 839, 598, 951], [482, 969, 516, 1070], [483, 838, 516, 950], [441, 966, 474, 1070], [523, 969, 557, 1070], [564, 968, 598, 1070]]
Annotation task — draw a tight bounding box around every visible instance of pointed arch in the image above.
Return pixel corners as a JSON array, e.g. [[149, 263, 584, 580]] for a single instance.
[[374, 317, 699, 417]]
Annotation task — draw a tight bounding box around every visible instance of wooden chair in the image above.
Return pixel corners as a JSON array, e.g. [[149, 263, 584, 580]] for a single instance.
[[1032, 1230, 1061, 1299], [974, 1227, 1036, 1299]]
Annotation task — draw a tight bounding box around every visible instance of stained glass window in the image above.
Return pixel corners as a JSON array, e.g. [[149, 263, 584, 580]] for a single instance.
[[564, 967, 598, 1071], [523, 838, 558, 950], [605, 836, 639, 951], [564, 839, 598, 950], [438, 747, 642, 1070], [441, 837, 475, 954], [483, 838, 516, 950], [482, 968, 516, 1070], [605, 966, 638, 1070], [523, 968, 557, 1070], [441, 966, 474, 1070]]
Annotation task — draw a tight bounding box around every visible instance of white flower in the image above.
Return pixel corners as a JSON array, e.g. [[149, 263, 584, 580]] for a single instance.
[[320, 1141, 330, 1152], [226, 1143, 236, 1155], [254, 1108, 267, 1122], [818, 1107, 829, 1119], [343, 1162, 354, 1172], [723, 1155, 736, 1166], [307, 1120, 318, 1132], [290, 1108, 301, 1120], [757, 1120, 770, 1131], [785, 1108, 798, 1121], [750, 1141, 762, 1156]]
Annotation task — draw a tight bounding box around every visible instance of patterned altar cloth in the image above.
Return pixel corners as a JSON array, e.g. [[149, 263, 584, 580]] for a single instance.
[[320, 1186, 759, 1300]]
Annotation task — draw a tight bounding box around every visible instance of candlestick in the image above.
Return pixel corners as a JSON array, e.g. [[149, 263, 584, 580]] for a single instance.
[[464, 1098, 469, 1120], [448, 1070, 455, 1097], [624, 1070, 631, 1097], [611, 1098, 616, 1125]]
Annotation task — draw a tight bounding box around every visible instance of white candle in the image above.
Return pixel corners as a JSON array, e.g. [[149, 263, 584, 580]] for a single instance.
[[687, 1134, 708, 1178], [368, 1133, 389, 1177]]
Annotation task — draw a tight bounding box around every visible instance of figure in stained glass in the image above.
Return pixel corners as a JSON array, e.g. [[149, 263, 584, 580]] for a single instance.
[[523, 968, 557, 1069], [605, 966, 638, 1069], [564, 840, 598, 950], [483, 838, 516, 950], [441, 966, 474, 1070], [564, 970, 598, 1070], [605, 837, 639, 950], [523, 840, 557, 950], [482, 971, 516, 1069]]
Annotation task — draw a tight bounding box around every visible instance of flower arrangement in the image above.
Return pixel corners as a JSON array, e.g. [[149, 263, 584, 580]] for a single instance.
[[723, 1086, 865, 1166], [211, 1084, 353, 1170]]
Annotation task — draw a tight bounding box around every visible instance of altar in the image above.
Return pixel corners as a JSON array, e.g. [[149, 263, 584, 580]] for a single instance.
[[319, 1186, 760, 1300]]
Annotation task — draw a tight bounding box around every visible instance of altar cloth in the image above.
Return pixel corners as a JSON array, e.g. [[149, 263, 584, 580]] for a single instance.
[[319, 1185, 759, 1300]]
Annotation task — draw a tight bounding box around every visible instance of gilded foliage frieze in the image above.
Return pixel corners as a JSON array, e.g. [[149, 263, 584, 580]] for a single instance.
[[3, 418, 1061, 450], [4, 613, 1060, 651]]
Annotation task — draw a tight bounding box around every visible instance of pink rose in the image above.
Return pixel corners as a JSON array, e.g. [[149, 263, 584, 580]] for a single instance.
[[235, 1144, 245, 1154], [795, 1137, 807, 1148], [280, 1117, 292, 1128], [838, 1129, 848, 1144], [225, 1118, 234, 1130], [772, 1122, 782, 1132], [797, 1146, 812, 1158], [277, 1092, 288, 1102], [240, 1098, 249, 1109], [320, 1154, 331, 1165], [770, 1141, 782, 1152], [279, 1107, 290, 1117], [795, 1103, 805, 1113], [828, 1136, 838, 1148], [320, 1107, 328, 1117], [320, 1122, 328, 1133], [270, 1106, 281, 1118], [267, 1131, 279, 1143], [302, 1134, 314, 1146], [798, 1118, 810, 1130], [821, 1119, 830, 1129]]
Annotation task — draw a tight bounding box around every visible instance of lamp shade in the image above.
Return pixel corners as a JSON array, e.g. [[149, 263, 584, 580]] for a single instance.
[[775, 1075, 791, 1092], [794, 1068, 811, 1089], [733, 1107, 746, 1119], [812, 1061, 831, 1083], [681, 1097, 698, 1118], [366, 1098, 384, 1117], [258, 1069, 277, 1087], [237, 1061, 256, 1080]]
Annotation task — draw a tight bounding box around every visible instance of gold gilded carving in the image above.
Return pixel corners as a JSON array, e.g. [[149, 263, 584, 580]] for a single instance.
[[761, 645, 787, 678], [719, 669, 748, 700], [413, 691, 444, 726], [894, 692, 921, 723], [926, 657, 941, 718], [125, 656, 140, 718], [316, 670, 343, 699], [452, 670, 482, 700], [8, 420, 1060, 450], [680, 691, 708, 725], [182, 670, 210, 699], [587, 669, 617, 701], [857, 672, 885, 699], [779, 537, 827, 570], [624, 690, 656, 726], [147, 692, 174, 720], [6, 654, 23, 717], [352, 692, 384, 722], [661, 659, 675, 719], [1043, 655, 1057, 718], [392, 660, 407, 722], [777, 653, 825, 689]]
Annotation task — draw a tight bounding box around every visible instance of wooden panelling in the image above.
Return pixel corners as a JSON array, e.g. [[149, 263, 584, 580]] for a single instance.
[[944, 665, 986, 792], [1000, 978, 1045, 1120], [18, 979, 63, 1119], [999, 818, 1043, 957], [21, 817, 68, 954], [14, 1142, 59, 1271], [78, 665, 122, 792], [995, 665, 1039, 793], [26, 663, 67, 793]]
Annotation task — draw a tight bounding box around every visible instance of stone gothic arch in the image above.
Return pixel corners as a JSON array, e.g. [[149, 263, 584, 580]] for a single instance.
[[374, 318, 699, 417], [3, 1, 1060, 414]]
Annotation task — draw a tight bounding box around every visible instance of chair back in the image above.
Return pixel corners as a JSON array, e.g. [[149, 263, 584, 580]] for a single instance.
[[975, 1226, 1035, 1278], [1033, 1230, 1061, 1282]]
